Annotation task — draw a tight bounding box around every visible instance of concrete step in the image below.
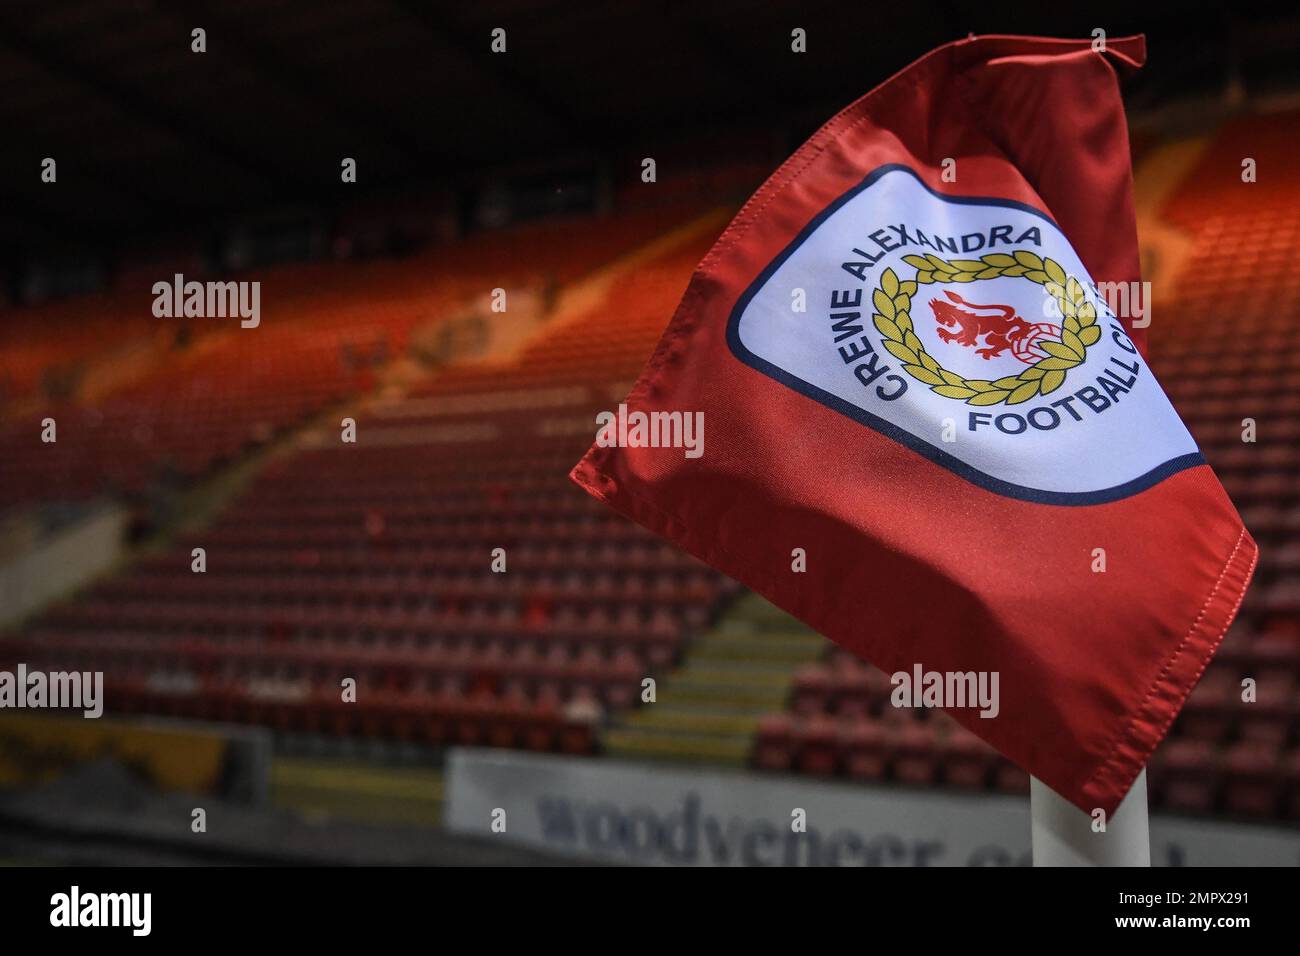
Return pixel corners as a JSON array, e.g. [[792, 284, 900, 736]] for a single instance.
[[652, 680, 789, 709], [671, 664, 794, 688], [627, 699, 773, 717], [620, 707, 765, 736], [690, 636, 826, 663], [603, 728, 753, 765], [599, 592, 819, 766], [723, 595, 804, 629], [706, 627, 823, 644]]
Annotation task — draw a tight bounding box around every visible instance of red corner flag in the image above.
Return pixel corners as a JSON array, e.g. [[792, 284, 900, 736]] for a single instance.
[[571, 35, 1257, 815]]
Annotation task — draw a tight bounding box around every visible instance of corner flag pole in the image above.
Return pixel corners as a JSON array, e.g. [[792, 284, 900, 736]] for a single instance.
[[1030, 769, 1150, 866]]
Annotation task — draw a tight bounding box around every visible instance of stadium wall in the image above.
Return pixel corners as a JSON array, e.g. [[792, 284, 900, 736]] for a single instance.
[[0, 505, 126, 629]]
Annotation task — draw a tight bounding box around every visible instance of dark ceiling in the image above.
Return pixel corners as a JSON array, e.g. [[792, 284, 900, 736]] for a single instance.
[[2, 0, 1298, 264]]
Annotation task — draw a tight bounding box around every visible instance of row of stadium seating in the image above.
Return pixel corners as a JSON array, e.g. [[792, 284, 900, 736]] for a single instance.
[[754, 709, 1032, 794], [753, 709, 1300, 819], [4, 206, 734, 758], [0, 327, 380, 508], [1147, 112, 1300, 818], [0, 205, 699, 512]]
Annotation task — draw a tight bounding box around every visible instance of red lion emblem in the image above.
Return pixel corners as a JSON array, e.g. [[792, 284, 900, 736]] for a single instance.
[[929, 290, 1033, 360]]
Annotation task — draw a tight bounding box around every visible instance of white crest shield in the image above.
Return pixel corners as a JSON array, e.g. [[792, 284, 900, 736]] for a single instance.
[[728, 165, 1200, 503]]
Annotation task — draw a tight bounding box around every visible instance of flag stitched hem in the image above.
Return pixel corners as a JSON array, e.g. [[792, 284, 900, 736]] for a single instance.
[[1078, 525, 1258, 814]]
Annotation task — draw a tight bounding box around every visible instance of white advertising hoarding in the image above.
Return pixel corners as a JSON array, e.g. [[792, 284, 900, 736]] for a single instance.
[[445, 748, 1300, 866]]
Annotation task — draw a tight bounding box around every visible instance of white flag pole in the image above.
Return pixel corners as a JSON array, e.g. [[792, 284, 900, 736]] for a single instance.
[[1030, 769, 1150, 866]]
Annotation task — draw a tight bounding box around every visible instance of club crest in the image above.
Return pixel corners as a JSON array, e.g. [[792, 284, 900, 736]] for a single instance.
[[873, 248, 1098, 407], [726, 164, 1202, 502], [928, 291, 1057, 364]]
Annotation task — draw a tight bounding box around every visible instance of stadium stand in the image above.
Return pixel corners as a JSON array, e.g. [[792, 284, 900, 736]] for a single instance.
[[3, 109, 1299, 828], [2, 203, 738, 765], [1144, 110, 1300, 819], [0, 204, 699, 513]]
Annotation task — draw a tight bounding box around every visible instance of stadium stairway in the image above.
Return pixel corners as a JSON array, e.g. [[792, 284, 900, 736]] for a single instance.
[[482, 209, 733, 367], [602, 594, 826, 766], [1130, 132, 1210, 299]]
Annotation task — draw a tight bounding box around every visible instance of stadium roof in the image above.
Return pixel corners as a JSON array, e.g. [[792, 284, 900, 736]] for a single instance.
[[2, 0, 1298, 260]]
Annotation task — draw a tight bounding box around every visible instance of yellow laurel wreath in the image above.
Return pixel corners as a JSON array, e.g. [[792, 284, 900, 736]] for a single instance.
[[872, 250, 1100, 406]]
